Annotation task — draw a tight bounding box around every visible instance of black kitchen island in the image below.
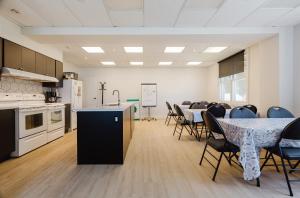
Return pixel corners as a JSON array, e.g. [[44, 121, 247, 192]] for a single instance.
[[76, 103, 135, 164]]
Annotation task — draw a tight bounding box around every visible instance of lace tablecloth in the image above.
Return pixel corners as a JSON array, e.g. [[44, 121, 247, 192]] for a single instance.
[[184, 109, 231, 123], [218, 118, 296, 180]]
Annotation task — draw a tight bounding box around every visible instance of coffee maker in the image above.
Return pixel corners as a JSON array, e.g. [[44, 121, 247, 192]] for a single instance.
[[45, 89, 60, 103]]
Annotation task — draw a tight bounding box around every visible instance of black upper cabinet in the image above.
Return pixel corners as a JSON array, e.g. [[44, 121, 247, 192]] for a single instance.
[[35, 52, 47, 75], [46, 57, 56, 77], [55, 61, 64, 87], [0, 38, 3, 68], [4, 40, 22, 70], [21, 47, 36, 73]]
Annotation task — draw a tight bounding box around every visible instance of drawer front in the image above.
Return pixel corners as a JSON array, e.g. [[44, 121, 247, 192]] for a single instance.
[[17, 131, 47, 156], [47, 127, 64, 143]]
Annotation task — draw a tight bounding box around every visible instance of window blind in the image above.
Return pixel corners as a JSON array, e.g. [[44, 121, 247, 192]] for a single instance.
[[218, 50, 244, 78]]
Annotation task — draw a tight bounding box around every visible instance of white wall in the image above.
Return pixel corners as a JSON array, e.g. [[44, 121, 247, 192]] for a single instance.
[[0, 16, 62, 61], [75, 67, 208, 118], [205, 63, 219, 102], [294, 24, 300, 116], [248, 35, 280, 116]]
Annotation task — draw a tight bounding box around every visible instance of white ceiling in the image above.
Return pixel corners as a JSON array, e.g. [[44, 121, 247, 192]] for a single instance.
[[0, 0, 298, 67], [1, 0, 300, 27], [26, 34, 272, 67]]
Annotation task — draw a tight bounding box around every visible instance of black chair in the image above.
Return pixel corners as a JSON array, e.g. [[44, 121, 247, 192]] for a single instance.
[[207, 102, 218, 109], [199, 111, 240, 181], [244, 104, 257, 114], [267, 106, 294, 118], [207, 104, 226, 118], [182, 101, 191, 105], [260, 118, 300, 196], [173, 104, 196, 140], [229, 107, 257, 118], [165, 101, 177, 125], [189, 102, 206, 109], [219, 103, 231, 109]]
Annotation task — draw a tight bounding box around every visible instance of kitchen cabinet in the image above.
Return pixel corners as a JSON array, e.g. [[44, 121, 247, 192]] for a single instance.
[[35, 52, 47, 75], [77, 104, 134, 164], [55, 61, 63, 87], [46, 57, 56, 77], [0, 38, 3, 68], [21, 47, 36, 73], [4, 40, 22, 70], [0, 109, 15, 162]]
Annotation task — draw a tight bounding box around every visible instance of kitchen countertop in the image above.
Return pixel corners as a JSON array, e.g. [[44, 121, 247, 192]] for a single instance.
[[0, 105, 19, 110], [75, 102, 133, 112]]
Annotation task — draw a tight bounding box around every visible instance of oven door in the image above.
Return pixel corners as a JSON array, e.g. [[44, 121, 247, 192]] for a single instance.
[[48, 107, 65, 132], [19, 107, 48, 138]]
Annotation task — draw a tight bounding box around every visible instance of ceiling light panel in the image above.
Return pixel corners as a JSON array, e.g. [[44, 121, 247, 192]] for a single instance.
[[82, 47, 104, 53], [130, 61, 143, 65], [203, 47, 227, 53], [158, 62, 173, 66], [164, 47, 185, 53], [101, 61, 116, 65], [124, 47, 143, 53], [187, 61, 202, 65]]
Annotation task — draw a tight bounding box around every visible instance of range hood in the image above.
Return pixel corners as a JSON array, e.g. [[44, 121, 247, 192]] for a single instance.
[[1, 67, 59, 82]]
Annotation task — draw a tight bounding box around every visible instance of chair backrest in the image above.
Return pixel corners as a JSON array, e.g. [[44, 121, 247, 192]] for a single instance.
[[219, 103, 231, 109], [202, 111, 226, 139], [244, 104, 257, 114], [200, 101, 209, 105], [182, 101, 191, 105], [267, 106, 294, 118], [207, 102, 218, 109], [279, 118, 300, 142], [189, 102, 206, 109], [230, 107, 257, 118], [207, 104, 226, 118], [166, 101, 172, 111], [174, 104, 185, 117]]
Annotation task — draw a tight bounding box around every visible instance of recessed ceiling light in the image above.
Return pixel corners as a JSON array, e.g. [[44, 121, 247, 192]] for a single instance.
[[101, 61, 115, 66], [164, 47, 185, 53], [187, 61, 202, 66], [124, 47, 143, 53], [158, 61, 173, 66], [82, 47, 104, 53], [130, 62, 143, 66], [203, 47, 227, 53]]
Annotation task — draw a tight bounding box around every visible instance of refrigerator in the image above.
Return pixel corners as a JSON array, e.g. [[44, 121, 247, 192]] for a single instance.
[[59, 79, 82, 131]]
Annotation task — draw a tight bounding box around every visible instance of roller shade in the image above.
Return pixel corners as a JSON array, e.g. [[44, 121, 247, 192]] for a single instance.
[[219, 50, 244, 78]]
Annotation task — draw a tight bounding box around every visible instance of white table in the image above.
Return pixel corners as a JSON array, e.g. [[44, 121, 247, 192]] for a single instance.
[[218, 118, 296, 180], [178, 105, 190, 110], [184, 109, 231, 123]]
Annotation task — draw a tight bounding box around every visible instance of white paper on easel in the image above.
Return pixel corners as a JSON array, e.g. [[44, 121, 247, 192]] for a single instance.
[[141, 83, 157, 107]]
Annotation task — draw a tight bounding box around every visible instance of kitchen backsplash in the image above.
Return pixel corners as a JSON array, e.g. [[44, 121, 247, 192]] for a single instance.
[[0, 77, 43, 94]]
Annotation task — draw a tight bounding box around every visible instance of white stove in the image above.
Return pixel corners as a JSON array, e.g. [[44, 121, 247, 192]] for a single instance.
[[0, 93, 65, 157]]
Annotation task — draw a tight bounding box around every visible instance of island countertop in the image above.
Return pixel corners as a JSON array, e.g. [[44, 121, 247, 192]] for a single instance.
[[75, 102, 133, 112]]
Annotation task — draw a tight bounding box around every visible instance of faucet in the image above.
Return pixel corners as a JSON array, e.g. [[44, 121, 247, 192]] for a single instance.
[[112, 90, 120, 106]]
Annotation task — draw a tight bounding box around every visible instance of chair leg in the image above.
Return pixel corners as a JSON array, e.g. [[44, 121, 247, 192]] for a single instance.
[[280, 155, 293, 196], [212, 152, 223, 181], [167, 116, 172, 126], [165, 115, 169, 124], [256, 178, 260, 187], [199, 142, 208, 165], [199, 125, 204, 139], [290, 160, 300, 173], [178, 126, 184, 140], [270, 154, 280, 173], [173, 123, 178, 136], [260, 152, 272, 171]]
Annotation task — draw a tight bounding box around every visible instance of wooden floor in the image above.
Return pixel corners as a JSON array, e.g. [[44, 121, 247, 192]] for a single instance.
[[0, 120, 299, 198]]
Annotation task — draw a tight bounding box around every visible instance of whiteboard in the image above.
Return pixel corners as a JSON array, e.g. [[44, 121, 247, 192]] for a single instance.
[[141, 83, 157, 107]]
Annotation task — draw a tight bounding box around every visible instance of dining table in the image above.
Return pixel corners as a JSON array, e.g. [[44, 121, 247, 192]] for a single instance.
[[218, 118, 298, 181], [184, 108, 231, 123]]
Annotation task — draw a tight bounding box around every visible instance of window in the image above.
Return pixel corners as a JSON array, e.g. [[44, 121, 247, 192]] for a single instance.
[[219, 72, 247, 103]]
